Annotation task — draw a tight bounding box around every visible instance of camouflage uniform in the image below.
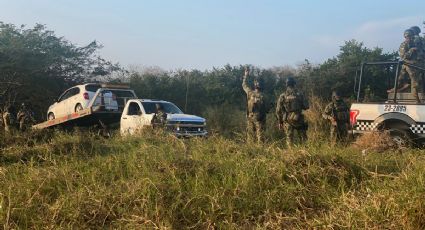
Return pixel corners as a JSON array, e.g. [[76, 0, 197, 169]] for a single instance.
[[242, 70, 266, 143], [152, 104, 167, 129], [399, 29, 421, 102], [322, 96, 350, 144], [276, 79, 309, 147], [17, 104, 35, 131], [411, 26, 425, 91], [2, 106, 15, 133]]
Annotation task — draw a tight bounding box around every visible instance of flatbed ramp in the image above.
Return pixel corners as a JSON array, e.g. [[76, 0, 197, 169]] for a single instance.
[[32, 108, 122, 129]]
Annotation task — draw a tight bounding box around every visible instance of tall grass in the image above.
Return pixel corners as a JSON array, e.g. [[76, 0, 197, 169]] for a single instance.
[[1, 130, 425, 229]]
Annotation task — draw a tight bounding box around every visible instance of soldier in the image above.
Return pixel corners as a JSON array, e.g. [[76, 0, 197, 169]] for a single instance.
[[152, 103, 167, 128], [276, 77, 309, 147], [410, 26, 425, 91], [2, 105, 15, 133], [399, 29, 421, 103], [242, 66, 266, 143], [322, 91, 350, 144], [16, 103, 35, 131]]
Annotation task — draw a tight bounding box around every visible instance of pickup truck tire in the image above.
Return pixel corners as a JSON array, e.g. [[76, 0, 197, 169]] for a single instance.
[[48, 112, 55, 121], [388, 128, 413, 147], [75, 103, 83, 112]]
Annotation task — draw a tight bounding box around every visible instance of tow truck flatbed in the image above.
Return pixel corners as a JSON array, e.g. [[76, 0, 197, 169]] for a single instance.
[[32, 107, 123, 129], [32, 84, 137, 130]]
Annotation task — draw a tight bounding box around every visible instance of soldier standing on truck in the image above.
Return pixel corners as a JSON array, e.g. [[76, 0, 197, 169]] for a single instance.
[[276, 77, 309, 147], [410, 26, 425, 91], [242, 66, 266, 144], [399, 29, 421, 103], [322, 91, 350, 144]]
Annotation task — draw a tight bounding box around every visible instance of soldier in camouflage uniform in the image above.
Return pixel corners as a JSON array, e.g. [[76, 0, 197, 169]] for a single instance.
[[17, 103, 35, 131], [152, 103, 168, 128], [322, 91, 350, 144], [2, 105, 15, 133], [410, 26, 425, 91], [398, 29, 422, 103], [242, 66, 266, 143], [276, 77, 309, 147]]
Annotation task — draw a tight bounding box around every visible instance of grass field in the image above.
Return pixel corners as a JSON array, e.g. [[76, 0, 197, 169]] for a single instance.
[[1, 130, 425, 229]]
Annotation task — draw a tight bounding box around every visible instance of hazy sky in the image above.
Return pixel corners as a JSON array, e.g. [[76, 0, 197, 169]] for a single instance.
[[1, 0, 424, 70]]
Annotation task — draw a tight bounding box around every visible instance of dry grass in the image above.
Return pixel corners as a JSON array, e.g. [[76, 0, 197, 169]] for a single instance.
[[1, 130, 425, 229], [352, 131, 399, 153]]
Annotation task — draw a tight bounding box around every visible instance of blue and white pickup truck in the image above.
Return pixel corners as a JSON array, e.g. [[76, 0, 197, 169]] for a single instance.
[[120, 99, 207, 137]]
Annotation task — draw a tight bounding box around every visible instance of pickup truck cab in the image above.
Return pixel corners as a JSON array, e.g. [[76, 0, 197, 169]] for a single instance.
[[120, 99, 207, 137], [351, 61, 425, 146]]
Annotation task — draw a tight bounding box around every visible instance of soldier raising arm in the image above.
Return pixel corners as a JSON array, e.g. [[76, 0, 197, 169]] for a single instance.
[[242, 66, 266, 143]]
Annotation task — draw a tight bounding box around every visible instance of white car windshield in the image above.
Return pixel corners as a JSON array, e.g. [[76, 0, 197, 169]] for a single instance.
[[142, 102, 183, 114]]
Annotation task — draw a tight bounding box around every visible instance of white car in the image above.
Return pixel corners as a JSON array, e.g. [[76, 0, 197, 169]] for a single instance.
[[47, 83, 135, 120]]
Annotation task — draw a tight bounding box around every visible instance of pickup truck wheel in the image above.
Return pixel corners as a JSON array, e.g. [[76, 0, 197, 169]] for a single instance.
[[388, 128, 412, 147], [48, 113, 55, 121], [75, 103, 83, 112]]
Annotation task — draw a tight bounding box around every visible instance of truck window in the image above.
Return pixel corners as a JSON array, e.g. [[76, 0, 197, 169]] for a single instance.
[[127, 102, 141, 115], [141, 102, 183, 114]]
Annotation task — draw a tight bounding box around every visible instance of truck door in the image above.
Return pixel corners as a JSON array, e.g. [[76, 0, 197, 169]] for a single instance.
[[121, 101, 144, 135]]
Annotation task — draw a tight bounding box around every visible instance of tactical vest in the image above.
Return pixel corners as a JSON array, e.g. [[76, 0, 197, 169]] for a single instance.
[[247, 92, 265, 121], [284, 90, 303, 113], [333, 100, 349, 122]]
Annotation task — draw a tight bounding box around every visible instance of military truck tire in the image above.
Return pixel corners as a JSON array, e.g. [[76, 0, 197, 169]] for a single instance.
[[388, 128, 412, 147]]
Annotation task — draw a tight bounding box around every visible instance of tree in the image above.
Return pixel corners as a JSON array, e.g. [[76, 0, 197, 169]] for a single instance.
[[0, 22, 123, 119]]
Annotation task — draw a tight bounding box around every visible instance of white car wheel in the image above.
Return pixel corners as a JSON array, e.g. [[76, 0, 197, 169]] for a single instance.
[[75, 104, 83, 112], [48, 113, 55, 121]]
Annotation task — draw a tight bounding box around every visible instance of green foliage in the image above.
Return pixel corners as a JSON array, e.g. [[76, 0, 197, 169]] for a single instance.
[[298, 40, 398, 100], [0, 22, 122, 119], [1, 131, 425, 228]]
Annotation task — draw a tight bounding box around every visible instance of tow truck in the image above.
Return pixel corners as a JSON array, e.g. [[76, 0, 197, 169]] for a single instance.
[[350, 61, 425, 145], [32, 84, 137, 132]]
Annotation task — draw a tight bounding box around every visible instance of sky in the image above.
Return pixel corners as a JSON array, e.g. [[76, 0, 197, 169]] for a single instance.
[[0, 0, 424, 70]]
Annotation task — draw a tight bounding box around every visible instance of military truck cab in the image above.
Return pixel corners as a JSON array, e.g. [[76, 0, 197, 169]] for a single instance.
[[351, 61, 425, 145]]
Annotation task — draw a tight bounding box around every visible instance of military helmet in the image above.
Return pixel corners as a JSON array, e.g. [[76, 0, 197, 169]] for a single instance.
[[286, 77, 296, 87], [332, 90, 341, 100], [410, 26, 421, 35], [404, 29, 414, 38]]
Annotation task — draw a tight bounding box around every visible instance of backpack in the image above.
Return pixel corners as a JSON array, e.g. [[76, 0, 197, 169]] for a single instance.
[[284, 89, 304, 113]]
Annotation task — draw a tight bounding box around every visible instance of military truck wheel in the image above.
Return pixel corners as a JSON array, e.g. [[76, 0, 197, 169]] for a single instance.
[[75, 103, 84, 112], [388, 128, 412, 147], [48, 113, 55, 121]]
